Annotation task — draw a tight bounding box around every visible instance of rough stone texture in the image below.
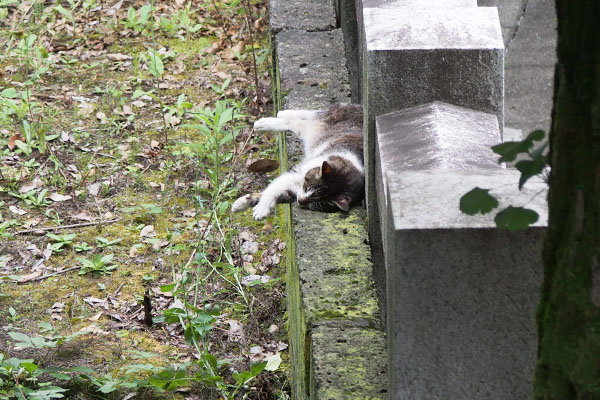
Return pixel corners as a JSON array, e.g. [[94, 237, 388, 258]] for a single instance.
[[361, 7, 504, 295], [375, 102, 502, 210], [274, 26, 387, 400], [275, 30, 352, 111], [478, 0, 528, 44], [504, 0, 557, 136], [363, 0, 476, 6], [294, 209, 381, 325], [352, 0, 479, 102], [477, 0, 556, 138], [269, 0, 336, 33], [372, 102, 504, 327], [384, 169, 547, 399], [338, 0, 361, 102], [363, 7, 504, 50], [310, 324, 387, 399]]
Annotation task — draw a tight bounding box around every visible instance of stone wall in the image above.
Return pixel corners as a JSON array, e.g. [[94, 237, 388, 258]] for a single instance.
[[269, 1, 387, 399]]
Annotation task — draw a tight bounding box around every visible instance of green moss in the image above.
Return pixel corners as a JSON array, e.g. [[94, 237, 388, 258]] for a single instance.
[[162, 37, 213, 55]]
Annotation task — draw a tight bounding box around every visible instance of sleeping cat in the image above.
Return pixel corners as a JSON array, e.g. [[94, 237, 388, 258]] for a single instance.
[[232, 103, 364, 220]]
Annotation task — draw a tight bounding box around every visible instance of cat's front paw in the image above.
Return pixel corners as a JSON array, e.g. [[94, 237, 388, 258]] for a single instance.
[[254, 117, 289, 132], [252, 200, 274, 220], [232, 195, 252, 213]]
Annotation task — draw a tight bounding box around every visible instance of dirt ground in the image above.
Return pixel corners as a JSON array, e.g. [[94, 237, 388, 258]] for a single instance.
[[0, 0, 290, 398]]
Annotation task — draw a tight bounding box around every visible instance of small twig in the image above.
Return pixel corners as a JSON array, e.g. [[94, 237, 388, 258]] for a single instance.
[[15, 218, 120, 235], [113, 282, 126, 297], [27, 266, 82, 282]]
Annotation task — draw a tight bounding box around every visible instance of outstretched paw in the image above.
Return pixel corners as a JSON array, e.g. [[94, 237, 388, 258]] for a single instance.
[[252, 200, 274, 220], [232, 193, 261, 213], [232, 195, 251, 213], [254, 117, 289, 132]]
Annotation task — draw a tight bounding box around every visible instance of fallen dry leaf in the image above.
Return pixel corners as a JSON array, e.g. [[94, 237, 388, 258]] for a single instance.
[[96, 111, 107, 124], [49, 193, 72, 202], [89, 311, 103, 321], [22, 218, 40, 228], [9, 205, 27, 216], [8, 133, 24, 150], [19, 177, 43, 193], [87, 182, 101, 196], [16, 270, 42, 283], [140, 225, 156, 238], [248, 159, 280, 173], [107, 53, 131, 61], [72, 211, 93, 222], [78, 102, 95, 117]]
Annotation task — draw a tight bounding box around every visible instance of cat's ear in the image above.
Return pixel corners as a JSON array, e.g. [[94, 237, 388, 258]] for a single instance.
[[321, 161, 334, 179], [333, 195, 351, 212]]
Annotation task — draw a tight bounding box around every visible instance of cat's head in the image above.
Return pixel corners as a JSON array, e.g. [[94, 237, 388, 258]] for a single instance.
[[297, 158, 364, 212]]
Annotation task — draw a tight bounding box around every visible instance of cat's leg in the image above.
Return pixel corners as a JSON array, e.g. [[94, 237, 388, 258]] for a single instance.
[[252, 171, 302, 220], [231, 193, 262, 213], [276, 109, 320, 120], [253, 117, 290, 132]]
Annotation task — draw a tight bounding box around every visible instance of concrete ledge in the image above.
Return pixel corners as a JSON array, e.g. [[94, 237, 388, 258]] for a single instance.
[[270, 0, 336, 33], [311, 324, 387, 399], [273, 24, 387, 400], [383, 170, 546, 399], [275, 30, 351, 110]]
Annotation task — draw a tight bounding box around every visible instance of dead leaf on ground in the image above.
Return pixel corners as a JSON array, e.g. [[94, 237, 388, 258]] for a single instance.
[[140, 225, 156, 238], [8, 133, 24, 150], [49, 193, 72, 202], [107, 53, 131, 61], [89, 311, 103, 321], [72, 211, 93, 222], [19, 177, 43, 193], [77, 102, 95, 117], [248, 159, 279, 173], [96, 111, 107, 124], [87, 182, 101, 197], [15, 270, 42, 283], [9, 205, 27, 216], [22, 218, 40, 229]]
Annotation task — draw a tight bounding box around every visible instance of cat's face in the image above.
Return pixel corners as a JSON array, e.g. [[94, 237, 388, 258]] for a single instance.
[[297, 158, 364, 212]]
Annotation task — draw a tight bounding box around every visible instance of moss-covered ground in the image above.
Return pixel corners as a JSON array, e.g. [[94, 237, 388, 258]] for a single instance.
[[0, 1, 289, 398]]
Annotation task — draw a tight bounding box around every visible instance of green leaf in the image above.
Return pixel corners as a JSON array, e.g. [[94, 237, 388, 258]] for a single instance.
[[494, 206, 539, 231], [233, 361, 267, 385], [264, 353, 282, 371], [9, 332, 33, 347], [526, 129, 545, 142], [515, 156, 546, 189], [160, 283, 176, 293], [132, 89, 148, 99], [1, 88, 17, 98], [459, 187, 499, 215], [491, 141, 531, 163], [98, 379, 121, 393], [492, 130, 546, 163]]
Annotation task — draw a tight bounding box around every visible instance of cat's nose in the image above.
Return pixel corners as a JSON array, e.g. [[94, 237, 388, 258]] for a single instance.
[[297, 197, 309, 207]]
